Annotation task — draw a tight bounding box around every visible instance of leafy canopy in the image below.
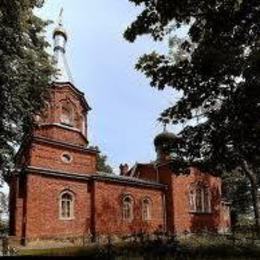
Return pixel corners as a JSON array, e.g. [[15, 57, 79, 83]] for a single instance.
[[222, 171, 252, 217], [89, 146, 114, 174], [124, 0, 260, 173], [0, 0, 55, 176]]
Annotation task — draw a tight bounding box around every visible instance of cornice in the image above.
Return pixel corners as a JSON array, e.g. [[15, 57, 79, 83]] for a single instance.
[[32, 136, 99, 154], [25, 166, 166, 190]]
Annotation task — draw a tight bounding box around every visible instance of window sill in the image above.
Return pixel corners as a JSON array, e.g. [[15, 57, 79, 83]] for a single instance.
[[59, 217, 75, 221], [143, 219, 151, 222]]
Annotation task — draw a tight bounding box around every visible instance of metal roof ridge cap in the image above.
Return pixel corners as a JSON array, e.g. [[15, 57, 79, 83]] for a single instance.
[[92, 173, 166, 187], [26, 166, 91, 178]]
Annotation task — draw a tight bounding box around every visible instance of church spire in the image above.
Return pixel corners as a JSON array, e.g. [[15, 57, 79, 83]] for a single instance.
[[53, 8, 73, 83]]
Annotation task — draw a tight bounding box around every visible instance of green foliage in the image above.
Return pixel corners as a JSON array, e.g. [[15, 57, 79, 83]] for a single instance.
[[0, 219, 9, 234], [0, 0, 55, 178], [89, 146, 113, 173], [0, 191, 8, 215], [125, 0, 260, 228], [222, 171, 252, 217], [18, 234, 260, 258], [179, 233, 260, 258], [124, 0, 260, 170]]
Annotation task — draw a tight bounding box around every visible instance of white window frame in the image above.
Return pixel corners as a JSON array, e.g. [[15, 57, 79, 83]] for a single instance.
[[122, 195, 134, 222], [59, 191, 75, 220], [189, 183, 211, 214], [142, 197, 152, 221], [60, 152, 73, 164]]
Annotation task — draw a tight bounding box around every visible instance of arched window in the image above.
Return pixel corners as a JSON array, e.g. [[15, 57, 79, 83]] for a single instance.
[[196, 186, 203, 212], [189, 189, 196, 212], [142, 198, 152, 221], [189, 183, 211, 213], [59, 191, 74, 220], [122, 195, 133, 222], [60, 102, 74, 127]]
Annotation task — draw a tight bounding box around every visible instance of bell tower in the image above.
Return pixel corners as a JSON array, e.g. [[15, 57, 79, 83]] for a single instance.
[[8, 10, 98, 243], [34, 9, 91, 146], [30, 9, 97, 172]]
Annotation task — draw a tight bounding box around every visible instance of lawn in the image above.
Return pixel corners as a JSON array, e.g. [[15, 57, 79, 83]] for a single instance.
[[17, 233, 260, 259]]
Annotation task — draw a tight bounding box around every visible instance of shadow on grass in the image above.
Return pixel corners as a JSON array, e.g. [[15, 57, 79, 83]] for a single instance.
[[19, 233, 260, 259]]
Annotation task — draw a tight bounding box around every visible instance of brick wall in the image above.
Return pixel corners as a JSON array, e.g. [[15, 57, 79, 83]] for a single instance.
[[25, 174, 92, 239], [134, 164, 158, 182], [29, 142, 97, 175], [34, 84, 89, 146], [17, 174, 166, 240], [172, 167, 223, 233], [35, 125, 87, 147], [157, 165, 175, 233], [153, 164, 229, 234], [93, 181, 165, 236]]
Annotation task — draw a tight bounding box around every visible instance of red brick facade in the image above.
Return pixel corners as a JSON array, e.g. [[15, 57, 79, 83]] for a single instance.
[[93, 181, 165, 236], [8, 82, 231, 245]]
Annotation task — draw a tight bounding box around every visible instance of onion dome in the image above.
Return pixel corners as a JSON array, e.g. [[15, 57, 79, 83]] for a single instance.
[[154, 131, 178, 147], [154, 130, 179, 161]]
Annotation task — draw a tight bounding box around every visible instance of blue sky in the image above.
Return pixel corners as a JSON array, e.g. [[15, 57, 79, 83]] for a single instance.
[[36, 0, 182, 173]]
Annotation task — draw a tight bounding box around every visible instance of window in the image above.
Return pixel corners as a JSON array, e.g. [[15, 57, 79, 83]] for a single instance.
[[122, 195, 133, 222], [60, 102, 74, 127], [60, 191, 74, 220], [142, 198, 151, 221], [61, 152, 73, 164], [189, 183, 211, 213], [189, 189, 196, 212]]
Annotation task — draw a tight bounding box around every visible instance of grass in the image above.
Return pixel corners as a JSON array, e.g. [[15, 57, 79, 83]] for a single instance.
[[178, 233, 260, 259], [19, 242, 131, 257], [17, 233, 260, 259], [19, 245, 108, 256]]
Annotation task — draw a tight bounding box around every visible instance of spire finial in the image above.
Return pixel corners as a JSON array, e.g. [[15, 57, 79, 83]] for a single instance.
[[58, 7, 64, 26], [52, 8, 73, 83]]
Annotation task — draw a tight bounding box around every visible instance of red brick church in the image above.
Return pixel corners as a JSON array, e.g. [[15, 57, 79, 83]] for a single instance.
[[7, 14, 231, 246]]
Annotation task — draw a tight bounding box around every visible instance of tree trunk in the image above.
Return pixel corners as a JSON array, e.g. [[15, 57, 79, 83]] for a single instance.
[[248, 176, 260, 234], [242, 160, 260, 235]]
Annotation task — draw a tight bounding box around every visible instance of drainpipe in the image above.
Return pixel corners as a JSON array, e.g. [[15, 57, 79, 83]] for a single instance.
[[90, 179, 96, 242]]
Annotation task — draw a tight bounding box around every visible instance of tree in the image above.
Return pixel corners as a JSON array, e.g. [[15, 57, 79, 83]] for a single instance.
[[0, 191, 8, 217], [89, 146, 113, 173], [0, 0, 55, 178], [222, 170, 252, 220], [125, 1, 260, 232]]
